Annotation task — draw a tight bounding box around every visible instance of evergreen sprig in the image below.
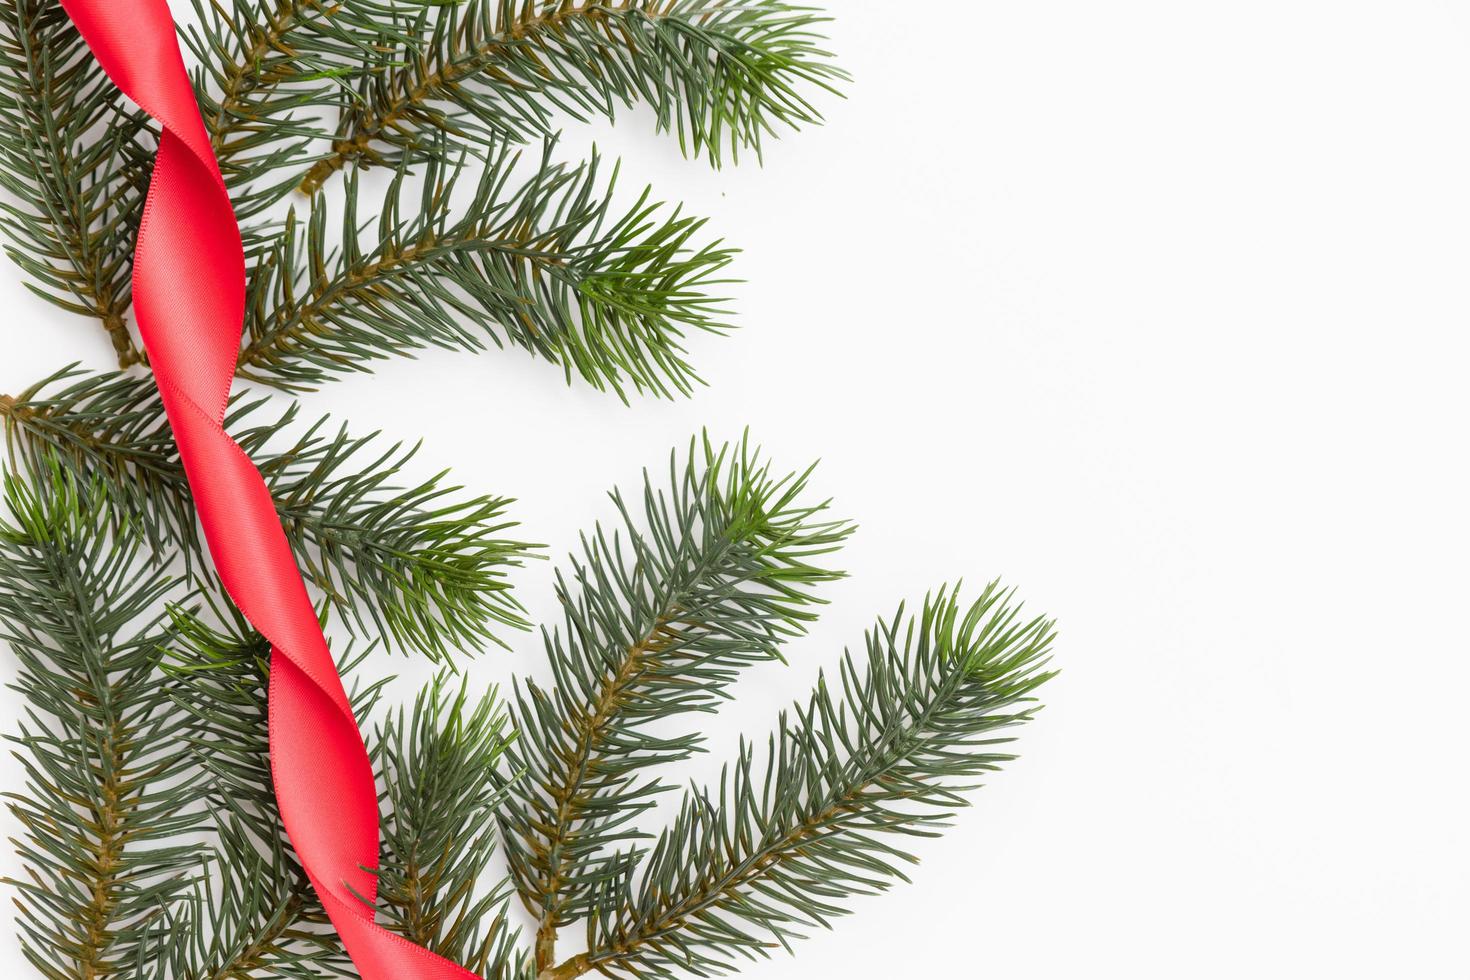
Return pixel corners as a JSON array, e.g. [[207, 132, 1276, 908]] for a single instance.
[[299, 1, 848, 192], [575, 585, 1055, 979], [2, 0, 840, 386], [145, 809, 349, 980], [0, 427, 1058, 979], [161, 613, 532, 979], [0, 4, 1062, 976], [1, 368, 534, 660], [499, 434, 853, 972], [0, 0, 153, 365], [372, 676, 530, 978], [154, 610, 371, 979], [0, 469, 203, 979], [181, 0, 417, 220], [240, 146, 735, 398]]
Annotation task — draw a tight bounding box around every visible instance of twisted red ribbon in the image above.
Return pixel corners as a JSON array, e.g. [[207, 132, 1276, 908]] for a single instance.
[[60, 3, 479, 976]]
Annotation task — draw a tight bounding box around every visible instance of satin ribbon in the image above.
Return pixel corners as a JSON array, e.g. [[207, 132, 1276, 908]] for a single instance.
[[59, 3, 479, 976]]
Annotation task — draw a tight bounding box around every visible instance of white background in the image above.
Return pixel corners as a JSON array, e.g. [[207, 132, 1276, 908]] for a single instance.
[[2, 2, 1468, 976]]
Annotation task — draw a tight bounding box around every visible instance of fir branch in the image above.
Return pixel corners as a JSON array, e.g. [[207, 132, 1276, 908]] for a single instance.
[[300, 1, 847, 193], [162, 613, 294, 881], [562, 586, 1055, 980], [0, 372, 189, 554], [0, 0, 153, 365], [0, 469, 206, 979], [1, 368, 534, 660], [182, 0, 418, 219], [153, 608, 385, 979], [245, 407, 531, 660], [146, 811, 348, 980], [240, 145, 735, 399], [164, 613, 532, 978], [1, 1, 836, 389], [370, 675, 531, 978], [499, 434, 852, 972]]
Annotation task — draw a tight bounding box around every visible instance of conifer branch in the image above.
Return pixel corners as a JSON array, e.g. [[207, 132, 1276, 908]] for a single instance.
[[299, 1, 847, 193], [371, 676, 531, 978], [0, 0, 153, 366], [0, 469, 206, 978], [569, 586, 1055, 979], [0, 8, 1055, 976], [182, 0, 413, 219], [240, 146, 735, 399], [164, 615, 532, 978], [154, 608, 383, 979], [1, 369, 534, 660], [147, 812, 347, 980], [2, 1, 836, 388], [499, 434, 852, 972]]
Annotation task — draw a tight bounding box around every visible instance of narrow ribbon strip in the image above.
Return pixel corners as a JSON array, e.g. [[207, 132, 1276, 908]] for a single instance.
[[59, 3, 479, 976]]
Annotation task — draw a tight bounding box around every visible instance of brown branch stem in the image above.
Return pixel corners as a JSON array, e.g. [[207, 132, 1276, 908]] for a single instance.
[[532, 611, 681, 971], [538, 953, 592, 980], [573, 670, 962, 978], [211, 1, 321, 161], [295, 2, 609, 194], [77, 716, 129, 979], [210, 890, 312, 980], [235, 225, 566, 376], [103, 311, 144, 368]]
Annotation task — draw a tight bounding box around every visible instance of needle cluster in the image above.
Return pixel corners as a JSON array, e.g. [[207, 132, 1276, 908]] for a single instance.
[[2, 0, 845, 394], [0, 4, 1061, 979]]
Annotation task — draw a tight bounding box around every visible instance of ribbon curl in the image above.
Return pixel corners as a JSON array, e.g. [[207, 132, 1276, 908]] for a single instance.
[[60, 2, 479, 976]]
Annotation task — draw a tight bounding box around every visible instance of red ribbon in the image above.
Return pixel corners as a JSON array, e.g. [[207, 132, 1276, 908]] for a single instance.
[[59, 3, 479, 976]]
